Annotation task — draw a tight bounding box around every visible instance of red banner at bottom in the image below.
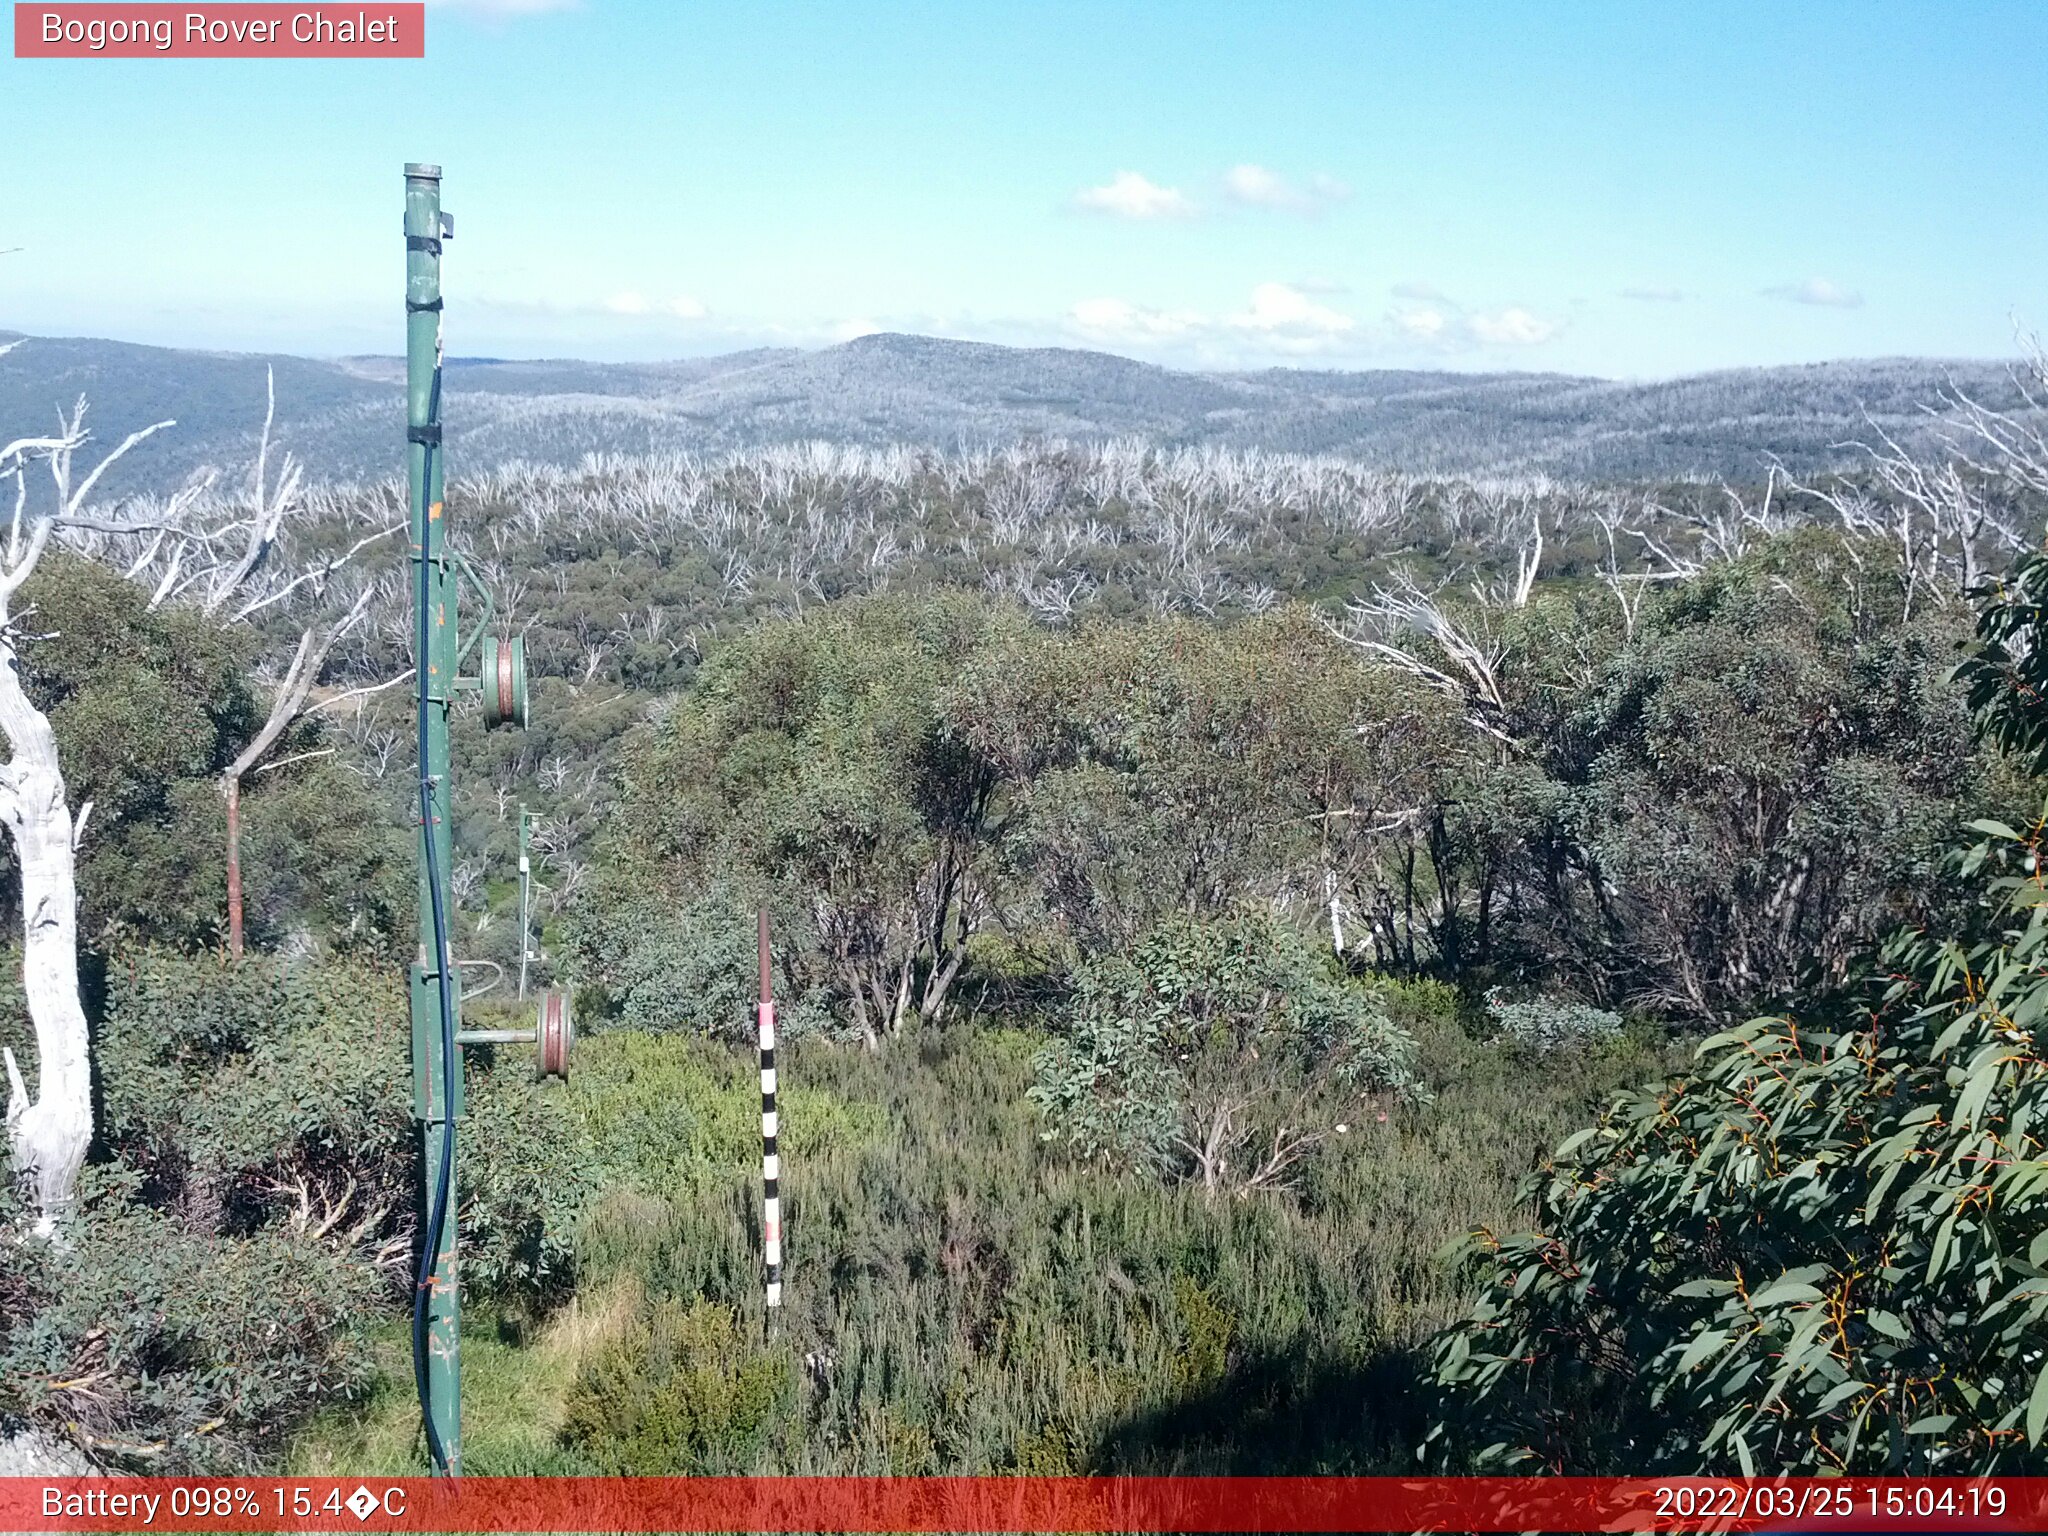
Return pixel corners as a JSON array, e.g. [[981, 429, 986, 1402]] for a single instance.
[[2, 1476, 2043, 1533]]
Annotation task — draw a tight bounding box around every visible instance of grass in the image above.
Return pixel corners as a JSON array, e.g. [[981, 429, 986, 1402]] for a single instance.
[[291, 1279, 644, 1476], [292, 980, 1686, 1477], [290, 1027, 894, 1478]]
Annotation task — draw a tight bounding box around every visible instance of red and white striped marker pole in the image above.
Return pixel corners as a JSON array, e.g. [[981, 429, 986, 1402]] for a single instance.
[[758, 910, 782, 1332]]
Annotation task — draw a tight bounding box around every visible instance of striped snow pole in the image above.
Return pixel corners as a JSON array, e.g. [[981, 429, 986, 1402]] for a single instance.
[[758, 910, 782, 1326]]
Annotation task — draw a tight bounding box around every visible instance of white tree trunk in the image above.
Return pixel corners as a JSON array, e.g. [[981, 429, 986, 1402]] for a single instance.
[[0, 638, 91, 1238]]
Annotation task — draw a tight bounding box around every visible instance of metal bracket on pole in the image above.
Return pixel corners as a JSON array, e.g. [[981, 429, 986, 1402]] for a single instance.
[[448, 550, 528, 730], [451, 549, 496, 674]]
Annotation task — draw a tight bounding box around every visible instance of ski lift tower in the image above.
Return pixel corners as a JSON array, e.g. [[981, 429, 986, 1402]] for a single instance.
[[404, 163, 568, 1476]]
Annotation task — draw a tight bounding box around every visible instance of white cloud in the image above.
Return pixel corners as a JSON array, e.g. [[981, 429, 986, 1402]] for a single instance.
[[1066, 283, 1356, 357], [1391, 280, 1448, 302], [1762, 277, 1864, 309], [1065, 284, 1552, 361], [1072, 164, 1348, 221], [1467, 307, 1559, 346], [1393, 306, 1448, 340], [604, 291, 707, 320], [1068, 296, 1204, 342], [1622, 285, 1685, 303], [1220, 164, 1349, 216], [1228, 283, 1356, 349], [1072, 171, 1197, 221], [1221, 164, 1296, 209]]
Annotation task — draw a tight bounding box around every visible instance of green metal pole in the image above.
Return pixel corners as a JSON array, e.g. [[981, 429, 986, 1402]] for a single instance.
[[405, 161, 461, 1476]]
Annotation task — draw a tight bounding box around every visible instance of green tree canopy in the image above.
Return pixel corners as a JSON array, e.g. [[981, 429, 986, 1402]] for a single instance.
[[0, 554, 406, 953], [585, 592, 1032, 1046], [1425, 545, 2048, 1473]]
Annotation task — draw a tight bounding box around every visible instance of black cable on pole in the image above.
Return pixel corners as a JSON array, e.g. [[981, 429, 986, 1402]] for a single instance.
[[410, 350, 458, 1477]]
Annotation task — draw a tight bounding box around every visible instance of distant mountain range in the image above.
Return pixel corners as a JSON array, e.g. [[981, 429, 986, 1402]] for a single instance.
[[0, 328, 2032, 493]]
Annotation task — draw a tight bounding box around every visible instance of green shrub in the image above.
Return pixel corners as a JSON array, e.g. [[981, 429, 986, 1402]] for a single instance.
[[525, 1009, 1657, 1478], [561, 1297, 790, 1473], [97, 950, 413, 1240], [458, 1046, 600, 1303], [589, 593, 1031, 1047], [1422, 544, 2048, 1475], [1168, 1274, 1235, 1389], [571, 883, 831, 1041], [0, 1165, 379, 1472], [1481, 987, 1623, 1054], [566, 1030, 887, 1206], [0, 554, 408, 957], [1029, 914, 1417, 1192]]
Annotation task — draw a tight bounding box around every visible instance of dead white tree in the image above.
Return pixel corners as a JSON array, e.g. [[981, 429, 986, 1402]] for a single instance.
[[1791, 383, 2035, 612], [0, 401, 173, 1235], [192, 377, 408, 956], [1332, 571, 1514, 745], [64, 372, 404, 957], [1588, 496, 1709, 641], [221, 587, 411, 956], [1468, 505, 1544, 610]]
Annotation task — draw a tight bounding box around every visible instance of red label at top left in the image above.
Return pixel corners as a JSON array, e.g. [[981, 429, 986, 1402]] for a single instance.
[[14, 4, 426, 56]]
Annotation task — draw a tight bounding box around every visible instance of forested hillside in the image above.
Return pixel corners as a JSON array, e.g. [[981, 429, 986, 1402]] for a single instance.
[[4, 353, 2048, 1476], [2, 329, 2040, 492]]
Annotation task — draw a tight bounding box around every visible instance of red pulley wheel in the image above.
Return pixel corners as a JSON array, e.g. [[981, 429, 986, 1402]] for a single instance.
[[480, 634, 529, 730], [536, 989, 573, 1080], [495, 641, 516, 724]]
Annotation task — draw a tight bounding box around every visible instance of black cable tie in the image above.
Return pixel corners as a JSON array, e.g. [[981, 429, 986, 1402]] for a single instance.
[[405, 235, 442, 255], [406, 298, 443, 313], [407, 424, 442, 446]]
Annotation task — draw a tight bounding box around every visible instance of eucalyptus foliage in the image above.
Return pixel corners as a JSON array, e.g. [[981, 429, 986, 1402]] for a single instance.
[[572, 883, 831, 1042], [590, 594, 1027, 1047], [0, 555, 407, 955], [1427, 817, 2048, 1472], [1426, 553, 2048, 1472], [1958, 544, 2048, 775], [99, 950, 412, 1235]]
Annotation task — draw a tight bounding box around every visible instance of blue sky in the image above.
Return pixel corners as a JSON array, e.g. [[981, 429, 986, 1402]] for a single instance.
[[2, 0, 2043, 377]]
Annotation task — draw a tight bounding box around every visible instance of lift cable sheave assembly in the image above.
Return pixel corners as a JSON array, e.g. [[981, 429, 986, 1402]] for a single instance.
[[399, 169, 767, 1458]]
